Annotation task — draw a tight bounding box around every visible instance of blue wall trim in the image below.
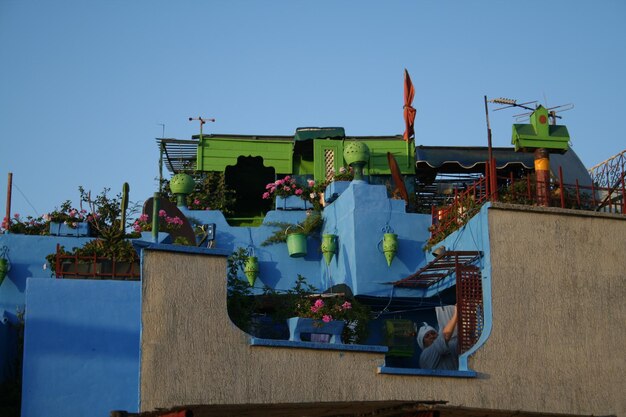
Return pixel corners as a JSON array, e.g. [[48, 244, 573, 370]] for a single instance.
[[377, 366, 477, 378], [250, 337, 388, 353]]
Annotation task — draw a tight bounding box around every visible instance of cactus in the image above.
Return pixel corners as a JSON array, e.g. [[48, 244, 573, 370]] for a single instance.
[[120, 182, 129, 232]]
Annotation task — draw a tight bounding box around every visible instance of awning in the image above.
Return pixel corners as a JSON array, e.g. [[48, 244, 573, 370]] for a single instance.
[[415, 145, 593, 186], [415, 146, 535, 172], [156, 138, 198, 174]]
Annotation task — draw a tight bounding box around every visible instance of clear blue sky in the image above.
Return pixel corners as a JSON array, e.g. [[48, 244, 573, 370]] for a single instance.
[[1, 0, 625, 219]]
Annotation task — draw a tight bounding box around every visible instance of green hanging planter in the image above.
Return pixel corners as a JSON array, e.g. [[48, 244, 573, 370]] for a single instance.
[[0, 258, 9, 286], [286, 233, 307, 258], [321, 234, 338, 265], [382, 233, 398, 267], [243, 256, 259, 287]]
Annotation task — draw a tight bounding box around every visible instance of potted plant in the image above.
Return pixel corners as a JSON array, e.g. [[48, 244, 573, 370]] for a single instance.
[[286, 276, 370, 344], [261, 211, 323, 257]]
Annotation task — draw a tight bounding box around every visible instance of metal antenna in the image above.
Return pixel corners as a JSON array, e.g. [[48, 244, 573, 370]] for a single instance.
[[188, 116, 215, 141], [157, 123, 165, 138]]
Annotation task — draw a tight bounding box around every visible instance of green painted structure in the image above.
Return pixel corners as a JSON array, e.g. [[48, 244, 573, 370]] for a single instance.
[[511, 106, 570, 153], [195, 127, 415, 180]]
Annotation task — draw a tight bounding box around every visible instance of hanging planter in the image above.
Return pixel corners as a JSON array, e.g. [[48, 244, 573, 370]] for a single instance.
[[321, 234, 338, 265], [244, 256, 259, 286], [0, 258, 9, 286], [286, 233, 307, 258], [382, 232, 398, 267], [0, 246, 9, 286]]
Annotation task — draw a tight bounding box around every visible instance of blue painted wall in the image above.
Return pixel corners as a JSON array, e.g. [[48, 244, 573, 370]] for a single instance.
[[22, 278, 140, 417], [180, 181, 432, 297], [0, 233, 93, 382]]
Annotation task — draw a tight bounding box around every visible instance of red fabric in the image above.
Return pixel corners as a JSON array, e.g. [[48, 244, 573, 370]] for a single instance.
[[403, 69, 416, 142], [160, 411, 188, 417]]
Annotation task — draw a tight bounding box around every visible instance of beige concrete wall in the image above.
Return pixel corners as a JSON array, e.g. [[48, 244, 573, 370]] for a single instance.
[[140, 206, 626, 416]]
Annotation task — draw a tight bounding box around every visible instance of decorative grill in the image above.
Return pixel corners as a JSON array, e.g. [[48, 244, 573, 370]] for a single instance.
[[456, 265, 483, 354], [324, 149, 335, 181]]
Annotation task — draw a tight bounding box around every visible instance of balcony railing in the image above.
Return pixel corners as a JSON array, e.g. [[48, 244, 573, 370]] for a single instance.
[[429, 160, 626, 247]]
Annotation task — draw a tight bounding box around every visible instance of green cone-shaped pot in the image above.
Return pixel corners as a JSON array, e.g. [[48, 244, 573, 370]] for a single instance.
[[0, 259, 8, 285], [244, 256, 259, 286], [383, 233, 398, 267], [286, 233, 307, 258], [321, 234, 338, 265]]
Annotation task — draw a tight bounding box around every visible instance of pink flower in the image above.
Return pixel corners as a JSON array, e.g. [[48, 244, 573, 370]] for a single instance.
[[295, 189, 303, 195], [341, 301, 352, 310], [310, 305, 319, 313], [284, 176, 291, 181], [322, 315, 333, 323], [194, 199, 201, 205], [262, 192, 270, 199], [283, 186, 291, 192], [158, 209, 167, 218], [69, 209, 77, 217], [314, 299, 325, 309], [13, 213, 20, 219], [307, 179, 315, 187], [275, 179, 283, 185], [139, 214, 149, 222], [133, 223, 142, 233]]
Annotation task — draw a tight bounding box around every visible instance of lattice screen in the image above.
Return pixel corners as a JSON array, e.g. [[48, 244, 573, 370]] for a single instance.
[[456, 264, 484, 354], [324, 149, 335, 181]]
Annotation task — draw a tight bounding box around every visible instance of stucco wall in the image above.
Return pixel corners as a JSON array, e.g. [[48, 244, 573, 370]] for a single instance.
[[140, 206, 625, 416]]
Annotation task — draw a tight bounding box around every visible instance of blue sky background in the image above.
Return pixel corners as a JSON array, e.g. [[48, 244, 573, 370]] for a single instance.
[[1, 0, 625, 220]]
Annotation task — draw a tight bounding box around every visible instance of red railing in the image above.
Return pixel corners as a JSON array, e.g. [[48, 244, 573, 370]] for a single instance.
[[429, 162, 626, 243], [53, 244, 140, 280]]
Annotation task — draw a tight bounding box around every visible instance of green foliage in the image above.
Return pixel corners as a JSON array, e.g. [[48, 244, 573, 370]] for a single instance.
[[1, 214, 47, 235], [261, 211, 323, 246], [226, 263, 371, 344], [161, 172, 236, 215], [226, 248, 255, 332]]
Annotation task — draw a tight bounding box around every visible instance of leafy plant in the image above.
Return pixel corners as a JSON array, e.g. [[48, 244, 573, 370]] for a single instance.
[[1, 214, 47, 235], [261, 211, 323, 246], [161, 172, 236, 215]]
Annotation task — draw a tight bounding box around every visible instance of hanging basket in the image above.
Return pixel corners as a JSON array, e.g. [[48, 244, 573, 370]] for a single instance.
[[286, 233, 307, 258], [244, 256, 259, 286], [321, 234, 338, 265], [0, 258, 8, 286], [382, 233, 398, 267]]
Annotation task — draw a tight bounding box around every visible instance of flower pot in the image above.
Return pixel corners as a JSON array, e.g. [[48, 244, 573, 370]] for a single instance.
[[287, 317, 345, 344], [383, 233, 398, 267], [286, 233, 307, 258], [49, 222, 90, 237], [244, 256, 259, 286], [321, 234, 338, 265], [275, 195, 308, 211], [0, 259, 8, 286]]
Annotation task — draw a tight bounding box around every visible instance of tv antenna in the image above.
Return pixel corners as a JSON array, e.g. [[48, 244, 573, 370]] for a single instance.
[[188, 116, 215, 140], [488, 97, 574, 125]]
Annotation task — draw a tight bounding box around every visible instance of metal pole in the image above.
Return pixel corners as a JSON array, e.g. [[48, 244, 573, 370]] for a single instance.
[[5, 172, 12, 231], [151, 193, 160, 243]]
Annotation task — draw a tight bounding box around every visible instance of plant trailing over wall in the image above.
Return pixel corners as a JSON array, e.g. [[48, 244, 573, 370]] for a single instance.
[[226, 247, 255, 332], [261, 211, 323, 246]]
